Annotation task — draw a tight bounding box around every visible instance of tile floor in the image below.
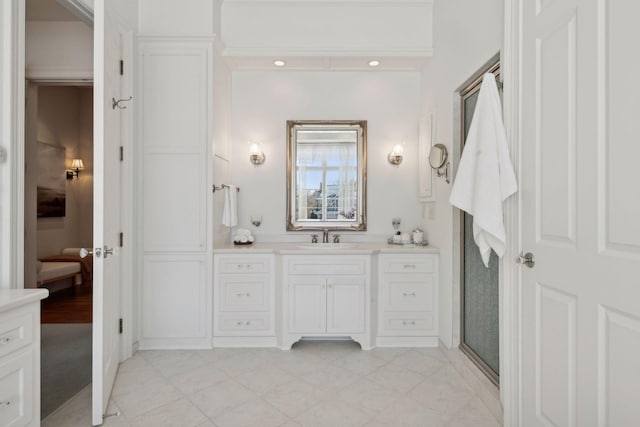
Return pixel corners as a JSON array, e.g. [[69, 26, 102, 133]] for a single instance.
[[42, 341, 501, 427]]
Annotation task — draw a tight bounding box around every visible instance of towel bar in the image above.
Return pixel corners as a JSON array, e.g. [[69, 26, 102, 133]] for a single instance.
[[212, 184, 240, 193]]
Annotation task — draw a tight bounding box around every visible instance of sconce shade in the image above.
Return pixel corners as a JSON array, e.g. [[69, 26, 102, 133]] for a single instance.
[[249, 143, 265, 165], [387, 144, 404, 165], [71, 159, 85, 170]]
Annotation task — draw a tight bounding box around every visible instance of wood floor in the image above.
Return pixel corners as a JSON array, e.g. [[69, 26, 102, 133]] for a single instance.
[[41, 283, 93, 324]]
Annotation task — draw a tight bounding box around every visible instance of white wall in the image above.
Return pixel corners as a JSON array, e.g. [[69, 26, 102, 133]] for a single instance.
[[222, 0, 433, 56], [34, 86, 93, 260], [421, 0, 504, 348], [230, 71, 423, 241], [138, 0, 216, 34], [25, 21, 93, 80]]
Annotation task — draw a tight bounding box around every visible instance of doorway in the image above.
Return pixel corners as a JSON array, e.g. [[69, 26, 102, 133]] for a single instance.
[[457, 55, 501, 386], [24, 82, 95, 419]]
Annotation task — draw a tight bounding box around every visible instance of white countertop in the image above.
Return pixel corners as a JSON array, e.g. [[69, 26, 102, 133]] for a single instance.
[[213, 242, 440, 255], [0, 289, 49, 313]]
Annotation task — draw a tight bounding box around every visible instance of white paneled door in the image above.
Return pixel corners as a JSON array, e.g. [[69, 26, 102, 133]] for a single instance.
[[93, 1, 135, 425], [519, 0, 640, 425]]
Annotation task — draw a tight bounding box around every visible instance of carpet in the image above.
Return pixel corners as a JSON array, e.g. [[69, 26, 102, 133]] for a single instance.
[[41, 323, 92, 419]]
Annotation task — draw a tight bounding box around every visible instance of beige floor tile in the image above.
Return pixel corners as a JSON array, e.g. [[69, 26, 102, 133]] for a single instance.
[[112, 375, 183, 419], [188, 379, 256, 419], [235, 365, 297, 395], [366, 347, 411, 361], [168, 364, 229, 395], [337, 378, 403, 416], [409, 368, 475, 417], [366, 363, 425, 394], [445, 398, 501, 427], [213, 397, 289, 427], [130, 398, 208, 427], [333, 351, 389, 375], [390, 350, 445, 377], [369, 397, 449, 427], [300, 364, 359, 392], [140, 350, 206, 378], [295, 397, 372, 427], [263, 379, 328, 418]]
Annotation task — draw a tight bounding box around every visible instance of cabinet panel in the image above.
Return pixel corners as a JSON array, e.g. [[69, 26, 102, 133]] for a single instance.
[[143, 152, 206, 252], [288, 257, 365, 275], [288, 277, 326, 333], [0, 312, 33, 360], [0, 350, 33, 427], [142, 255, 209, 340], [219, 257, 271, 274], [381, 255, 435, 274], [382, 275, 435, 312], [327, 277, 365, 334], [218, 275, 269, 312], [217, 314, 271, 334], [382, 312, 435, 335]]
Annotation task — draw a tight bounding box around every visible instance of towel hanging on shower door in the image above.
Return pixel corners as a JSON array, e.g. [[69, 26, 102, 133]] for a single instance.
[[449, 73, 517, 267]]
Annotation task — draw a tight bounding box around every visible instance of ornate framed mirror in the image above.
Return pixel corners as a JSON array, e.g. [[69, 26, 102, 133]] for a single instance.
[[286, 120, 367, 231]]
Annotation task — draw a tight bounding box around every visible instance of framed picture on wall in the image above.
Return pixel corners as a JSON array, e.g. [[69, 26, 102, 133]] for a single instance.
[[37, 141, 66, 218]]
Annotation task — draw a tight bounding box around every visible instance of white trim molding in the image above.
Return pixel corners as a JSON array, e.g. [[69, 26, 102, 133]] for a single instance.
[[500, 0, 523, 425], [0, 0, 25, 289]]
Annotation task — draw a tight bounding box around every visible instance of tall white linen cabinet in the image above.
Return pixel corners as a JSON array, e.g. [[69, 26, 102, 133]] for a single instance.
[[136, 37, 217, 349]]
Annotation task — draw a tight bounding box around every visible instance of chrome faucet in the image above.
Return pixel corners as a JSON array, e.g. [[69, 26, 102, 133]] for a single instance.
[[322, 229, 329, 243]]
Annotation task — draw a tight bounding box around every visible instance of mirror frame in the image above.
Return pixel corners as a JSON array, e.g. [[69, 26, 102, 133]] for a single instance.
[[428, 143, 451, 184], [286, 120, 367, 231]]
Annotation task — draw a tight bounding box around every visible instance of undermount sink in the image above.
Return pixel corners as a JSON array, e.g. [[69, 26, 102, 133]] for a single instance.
[[297, 243, 357, 250]]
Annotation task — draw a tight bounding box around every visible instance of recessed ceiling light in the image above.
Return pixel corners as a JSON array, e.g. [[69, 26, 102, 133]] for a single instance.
[[273, 60, 286, 67], [368, 60, 380, 67]]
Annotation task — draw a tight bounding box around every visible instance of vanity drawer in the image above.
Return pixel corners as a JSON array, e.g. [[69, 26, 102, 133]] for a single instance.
[[0, 350, 34, 427], [218, 256, 271, 274], [0, 312, 34, 360], [217, 314, 271, 333], [287, 256, 366, 275], [381, 275, 435, 312], [381, 312, 435, 336], [380, 255, 435, 274], [218, 275, 269, 312]]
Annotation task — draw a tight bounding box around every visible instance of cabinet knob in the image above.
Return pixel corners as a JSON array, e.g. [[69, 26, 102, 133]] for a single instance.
[[0, 400, 11, 407], [0, 337, 12, 345], [246, 321, 251, 326]]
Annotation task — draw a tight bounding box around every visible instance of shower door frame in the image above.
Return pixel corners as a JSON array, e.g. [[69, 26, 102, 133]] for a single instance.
[[456, 54, 501, 387]]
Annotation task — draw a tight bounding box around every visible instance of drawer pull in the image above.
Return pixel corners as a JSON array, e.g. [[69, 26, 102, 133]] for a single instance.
[[235, 292, 252, 297], [403, 264, 416, 269], [0, 337, 12, 345], [402, 292, 417, 297], [0, 400, 11, 407], [401, 320, 416, 326], [235, 321, 252, 326]]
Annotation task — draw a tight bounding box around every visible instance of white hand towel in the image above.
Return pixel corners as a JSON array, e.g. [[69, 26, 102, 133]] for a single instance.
[[449, 73, 518, 267], [222, 185, 238, 227]]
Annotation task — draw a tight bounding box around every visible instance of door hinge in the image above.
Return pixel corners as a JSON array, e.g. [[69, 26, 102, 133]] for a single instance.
[[119, 60, 124, 76], [119, 232, 123, 247], [119, 146, 123, 161], [119, 318, 123, 334]]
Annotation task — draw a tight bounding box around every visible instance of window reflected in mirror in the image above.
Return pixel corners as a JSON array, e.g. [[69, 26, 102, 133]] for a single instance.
[[287, 121, 367, 231]]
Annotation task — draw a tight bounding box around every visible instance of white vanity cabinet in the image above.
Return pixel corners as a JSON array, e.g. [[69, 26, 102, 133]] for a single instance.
[[213, 254, 276, 346], [0, 290, 48, 427], [377, 253, 439, 347], [283, 255, 371, 350]]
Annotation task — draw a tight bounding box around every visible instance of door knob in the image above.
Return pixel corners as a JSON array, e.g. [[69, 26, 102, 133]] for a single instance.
[[103, 246, 114, 259], [80, 247, 101, 258], [516, 252, 535, 268]]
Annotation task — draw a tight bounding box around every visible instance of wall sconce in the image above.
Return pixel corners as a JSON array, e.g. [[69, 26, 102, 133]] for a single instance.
[[249, 142, 265, 165], [66, 158, 84, 180], [387, 144, 404, 165]]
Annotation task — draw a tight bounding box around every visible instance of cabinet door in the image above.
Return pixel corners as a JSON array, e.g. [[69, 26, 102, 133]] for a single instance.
[[0, 350, 33, 427], [288, 277, 326, 333], [327, 277, 365, 334]]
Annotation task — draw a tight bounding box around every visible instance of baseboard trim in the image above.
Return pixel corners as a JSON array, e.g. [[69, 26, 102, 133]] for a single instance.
[[212, 336, 277, 347], [375, 336, 439, 347]]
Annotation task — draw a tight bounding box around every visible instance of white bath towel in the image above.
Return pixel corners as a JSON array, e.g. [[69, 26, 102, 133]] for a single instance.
[[222, 185, 238, 227], [449, 73, 517, 267]]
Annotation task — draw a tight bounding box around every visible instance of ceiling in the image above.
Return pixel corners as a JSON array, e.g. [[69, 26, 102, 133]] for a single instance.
[[26, 0, 78, 21]]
